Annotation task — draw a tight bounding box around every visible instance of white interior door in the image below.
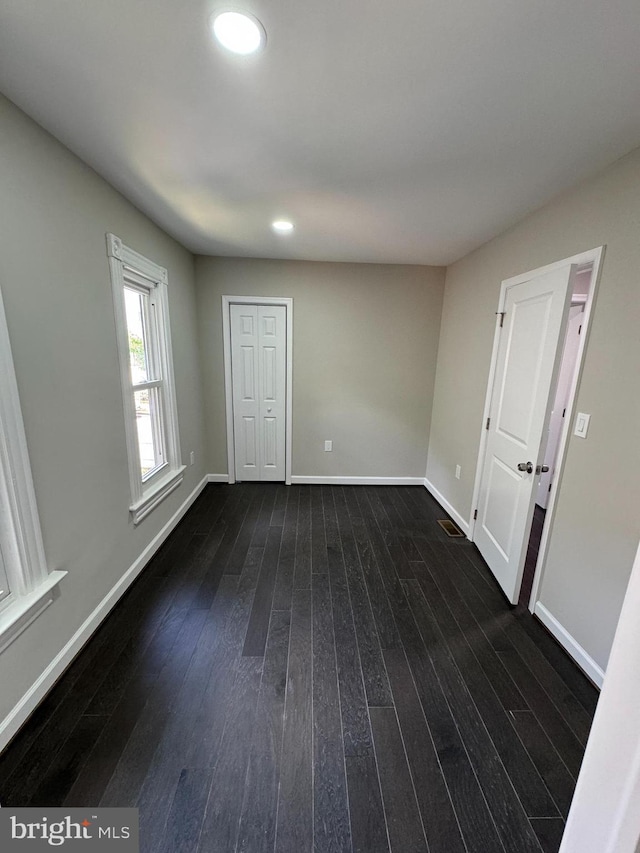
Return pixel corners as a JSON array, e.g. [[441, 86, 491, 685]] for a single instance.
[[230, 303, 286, 481], [474, 264, 576, 603]]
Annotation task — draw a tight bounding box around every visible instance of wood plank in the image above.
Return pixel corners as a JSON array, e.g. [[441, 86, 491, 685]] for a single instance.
[[333, 486, 393, 707], [293, 485, 312, 590], [249, 484, 279, 549], [275, 588, 313, 853], [99, 607, 208, 807], [312, 573, 352, 852], [496, 649, 586, 778], [382, 590, 502, 853], [225, 485, 268, 574], [370, 707, 428, 853], [374, 486, 423, 562], [196, 656, 263, 853], [410, 556, 558, 818], [310, 486, 328, 574], [346, 754, 390, 853], [413, 540, 528, 712], [27, 714, 109, 806], [242, 524, 284, 656], [406, 580, 544, 851], [513, 611, 598, 715], [344, 489, 400, 651], [449, 541, 596, 730], [158, 768, 213, 853], [509, 710, 577, 817], [383, 647, 466, 853], [1, 572, 186, 804], [530, 818, 566, 853], [64, 672, 159, 807], [272, 486, 300, 610], [270, 484, 289, 527], [135, 579, 240, 847], [364, 487, 415, 579], [236, 610, 290, 853], [183, 572, 258, 770], [323, 487, 373, 757]]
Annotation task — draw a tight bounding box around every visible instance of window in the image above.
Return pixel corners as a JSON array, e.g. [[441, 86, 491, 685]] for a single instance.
[[0, 286, 66, 653], [107, 234, 184, 524]]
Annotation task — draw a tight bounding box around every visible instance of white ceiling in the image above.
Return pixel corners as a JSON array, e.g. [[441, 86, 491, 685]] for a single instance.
[[1, 1, 640, 265]]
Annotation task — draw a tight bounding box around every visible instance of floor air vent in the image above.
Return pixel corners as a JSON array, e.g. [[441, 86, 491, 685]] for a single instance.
[[437, 519, 464, 538]]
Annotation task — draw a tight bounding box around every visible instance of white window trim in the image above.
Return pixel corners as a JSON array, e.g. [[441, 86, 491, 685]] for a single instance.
[[106, 234, 184, 525], [0, 286, 66, 654]]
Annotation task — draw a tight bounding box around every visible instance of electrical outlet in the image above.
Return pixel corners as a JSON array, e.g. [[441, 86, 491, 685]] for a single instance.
[[324, 440, 332, 452], [455, 465, 461, 480], [190, 451, 195, 465]]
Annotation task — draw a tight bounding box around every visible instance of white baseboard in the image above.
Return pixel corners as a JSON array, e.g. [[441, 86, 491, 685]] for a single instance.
[[534, 601, 605, 689], [207, 474, 230, 483], [423, 478, 470, 536], [290, 475, 425, 486], [0, 474, 209, 754]]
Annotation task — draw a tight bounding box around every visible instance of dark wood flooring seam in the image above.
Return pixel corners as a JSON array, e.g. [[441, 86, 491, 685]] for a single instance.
[[386, 642, 471, 853], [401, 586, 511, 853], [411, 549, 561, 819], [328, 567, 357, 853], [272, 596, 295, 852], [447, 545, 593, 741], [389, 702, 432, 850], [405, 585, 544, 851]]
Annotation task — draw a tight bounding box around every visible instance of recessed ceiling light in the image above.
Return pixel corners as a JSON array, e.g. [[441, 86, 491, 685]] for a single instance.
[[272, 220, 294, 234], [211, 11, 266, 55]]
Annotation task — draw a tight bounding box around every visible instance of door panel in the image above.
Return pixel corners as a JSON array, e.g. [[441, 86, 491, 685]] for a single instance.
[[241, 417, 257, 469], [230, 303, 286, 481], [474, 265, 575, 603], [257, 306, 286, 480]]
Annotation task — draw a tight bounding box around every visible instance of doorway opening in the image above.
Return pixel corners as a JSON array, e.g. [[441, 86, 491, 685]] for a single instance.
[[518, 264, 593, 610]]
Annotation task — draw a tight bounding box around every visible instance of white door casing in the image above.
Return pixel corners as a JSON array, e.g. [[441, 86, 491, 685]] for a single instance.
[[224, 298, 291, 483], [536, 305, 584, 509], [474, 264, 575, 603]]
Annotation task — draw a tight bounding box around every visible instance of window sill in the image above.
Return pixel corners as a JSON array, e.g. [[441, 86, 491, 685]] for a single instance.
[[0, 570, 67, 655], [130, 465, 186, 525]]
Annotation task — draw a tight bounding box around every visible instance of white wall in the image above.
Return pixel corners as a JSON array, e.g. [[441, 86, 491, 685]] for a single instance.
[[0, 94, 207, 731], [560, 539, 640, 853], [196, 256, 445, 480], [426, 145, 640, 673]]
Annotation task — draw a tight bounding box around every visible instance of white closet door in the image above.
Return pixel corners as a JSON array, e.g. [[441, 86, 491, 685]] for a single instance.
[[230, 304, 286, 481]]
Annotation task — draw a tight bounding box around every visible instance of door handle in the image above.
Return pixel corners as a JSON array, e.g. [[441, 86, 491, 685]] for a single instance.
[[517, 461, 533, 474], [267, 407, 272, 413], [535, 464, 550, 474]]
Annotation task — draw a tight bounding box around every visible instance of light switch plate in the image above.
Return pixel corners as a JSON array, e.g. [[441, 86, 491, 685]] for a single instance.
[[574, 412, 591, 439], [324, 440, 332, 452]]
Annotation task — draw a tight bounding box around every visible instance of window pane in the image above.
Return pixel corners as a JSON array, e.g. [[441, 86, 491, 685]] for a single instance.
[[134, 388, 164, 478], [124, 287, 149, 383]]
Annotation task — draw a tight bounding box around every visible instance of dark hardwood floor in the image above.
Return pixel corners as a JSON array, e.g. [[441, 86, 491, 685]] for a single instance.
[[0, 484, 598, 853]]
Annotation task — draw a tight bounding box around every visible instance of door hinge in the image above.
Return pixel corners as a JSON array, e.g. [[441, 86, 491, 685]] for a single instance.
[[486, 417, 491, 430], [578, 324, 582, 335], [473, 509, 478, 520], [548, 484, 552, 493], [496, 311, 506, 327], [562, 407, 566, 418]]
